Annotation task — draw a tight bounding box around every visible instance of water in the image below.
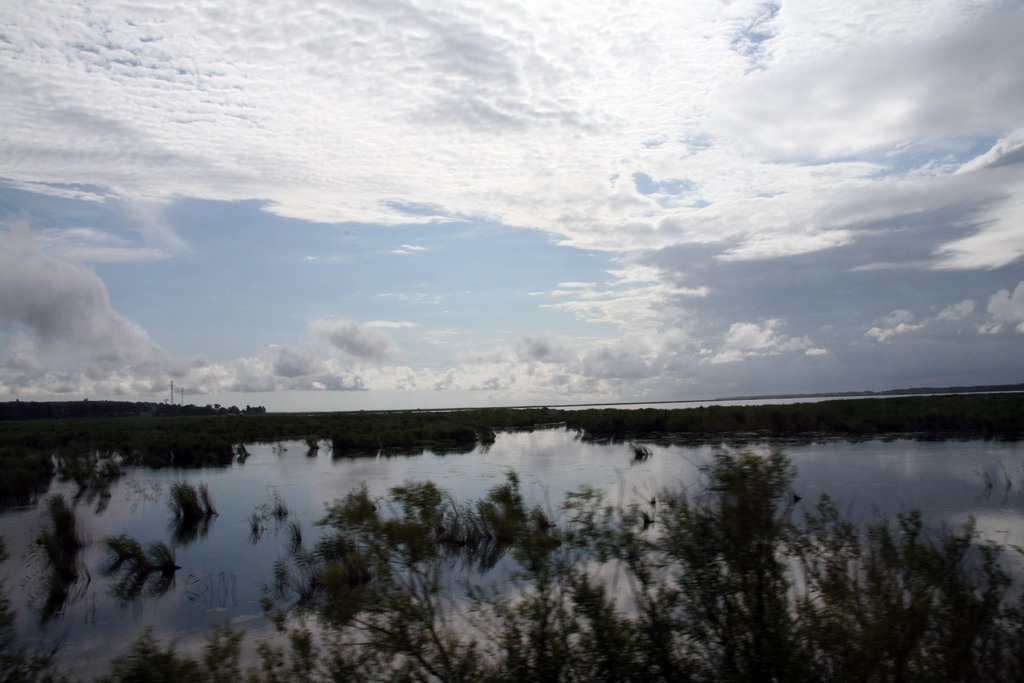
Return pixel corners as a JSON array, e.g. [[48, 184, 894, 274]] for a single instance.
[[1, 429, 1022, 678]]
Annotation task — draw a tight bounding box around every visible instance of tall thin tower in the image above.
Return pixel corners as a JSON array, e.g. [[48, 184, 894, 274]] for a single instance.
[[170, 380, 175, 405]]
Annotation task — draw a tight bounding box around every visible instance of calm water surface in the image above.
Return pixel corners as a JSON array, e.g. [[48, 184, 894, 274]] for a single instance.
[[1, 429, 1022, 678]]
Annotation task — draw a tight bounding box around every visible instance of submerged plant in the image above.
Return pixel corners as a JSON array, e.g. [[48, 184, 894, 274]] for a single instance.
[[1, 536, 59, 680], [168, 482, 215, 522], [248, 512, 266, 545], [248, 490, 293, 545], [145, 541, 180, 576], [629, 442, 652, 463], [104, 534, 180, 603], [38, 495, 83, 575], [267, 490, 289, 521], [104, 534, 146, 572], [167, 482, 217, 546], [287, 521, 303, 554], [30, 494, 87, 622]]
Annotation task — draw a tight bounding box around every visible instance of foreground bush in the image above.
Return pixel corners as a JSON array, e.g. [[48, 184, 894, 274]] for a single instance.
[[98, 452, 1024, 681]]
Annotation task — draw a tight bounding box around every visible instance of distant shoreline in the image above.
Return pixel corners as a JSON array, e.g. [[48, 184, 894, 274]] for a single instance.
[[1, 383, 1022, 418], [391, 383, 1024, 414]]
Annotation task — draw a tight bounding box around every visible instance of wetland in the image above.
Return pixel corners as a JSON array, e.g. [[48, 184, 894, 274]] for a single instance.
[[1, 393, 1023, 680]]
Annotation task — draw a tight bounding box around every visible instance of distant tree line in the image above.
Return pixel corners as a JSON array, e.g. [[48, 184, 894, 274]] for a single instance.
[[0, 400, 266, 421], [563, 393, 1024, 439]]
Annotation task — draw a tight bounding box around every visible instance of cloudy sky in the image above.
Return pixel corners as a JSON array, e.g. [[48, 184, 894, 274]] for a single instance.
[[1, 0, 1022, 411]]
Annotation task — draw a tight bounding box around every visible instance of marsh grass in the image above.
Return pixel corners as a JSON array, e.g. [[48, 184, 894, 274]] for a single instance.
[[272, 533, 370, 605], [628, 442, 652, 463], [248, 490, 292, 545], [91, 448, 1024, 681], [38, 495, 83, 576], [104, 535, 179, 602], [30, 494, 88, 622], [104, 534, 145, 572], [168, 482, 216, 522], [267, 490, 289, 521], [248, 512, 266, 545], [249, 452, 1024, 682], [4, 395, 1021, 498], [104, 535, 179, 574], [172, 515, 215, 547], [287, 521, 303, 554], [0, 445, 53, 504], [1, 536, 57, 680], [167, 482, 217, 547]]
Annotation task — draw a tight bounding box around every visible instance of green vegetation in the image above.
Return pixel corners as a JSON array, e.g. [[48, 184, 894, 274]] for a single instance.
[[31, 495, 86, 623], [0, 407, 562, 498], [167, 482, 217, 546], [247, 491, 293, 545], [104, 535, 179, 576], [103, 536, 180, 603], [0, 400, 266, 421], [563, 393, 1024, 439], [86, 451, 1024, 682], [168, 482, 217, 523], [1, 394, 1021, 501], [3, 393, 1022, 679], [1, 536, 60, 682], [0, 445, 54, 504]]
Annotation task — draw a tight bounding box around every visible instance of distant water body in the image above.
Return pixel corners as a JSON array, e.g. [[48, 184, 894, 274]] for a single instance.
[[519, 391, 1021, 412]]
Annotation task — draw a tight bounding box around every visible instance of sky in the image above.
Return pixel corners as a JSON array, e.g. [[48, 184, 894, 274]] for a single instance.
[[0, 0, 1022, 412]]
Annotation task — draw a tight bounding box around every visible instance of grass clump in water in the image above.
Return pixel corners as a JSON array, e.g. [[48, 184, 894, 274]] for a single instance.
[[104, 535, 180, 602], [29, 494, 87, 622], [168, 481, 216, 522], [167, 482, 217, 547]]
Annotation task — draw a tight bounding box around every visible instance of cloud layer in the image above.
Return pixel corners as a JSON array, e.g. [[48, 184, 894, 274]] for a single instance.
[[0, 0, 1021, 406]]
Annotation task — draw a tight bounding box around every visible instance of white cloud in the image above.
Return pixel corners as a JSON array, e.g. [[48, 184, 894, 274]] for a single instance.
[[937, 299, 975, 322], [310, 317, 403, 363], [722, 320, 783, 351], [515, 334, 575, 364], [365, 321, 418, 329], [721, 2, 1024, 161], [1, 1, 1022, 406], [270, 345, 321, 379], [0, 230, 399, 397], [865, 310, 926, 342], [709, 319, 812, 364], [985, 281, 1024, 334], [36, 225, 172, 263], [933, 176, 1024, 269], [0, 225, 184, 394], [390, 244, 428, 255], [2, 0, 1021, 283]]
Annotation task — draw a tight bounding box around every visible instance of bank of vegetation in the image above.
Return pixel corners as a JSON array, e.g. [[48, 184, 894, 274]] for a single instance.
[[5, 450, 1024, 681], [1, 394, 1022, 502], [562, 393, 1024, 440]]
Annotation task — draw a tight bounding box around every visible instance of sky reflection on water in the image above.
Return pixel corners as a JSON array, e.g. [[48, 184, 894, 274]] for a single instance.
[[1, 430, 1022, 678]]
